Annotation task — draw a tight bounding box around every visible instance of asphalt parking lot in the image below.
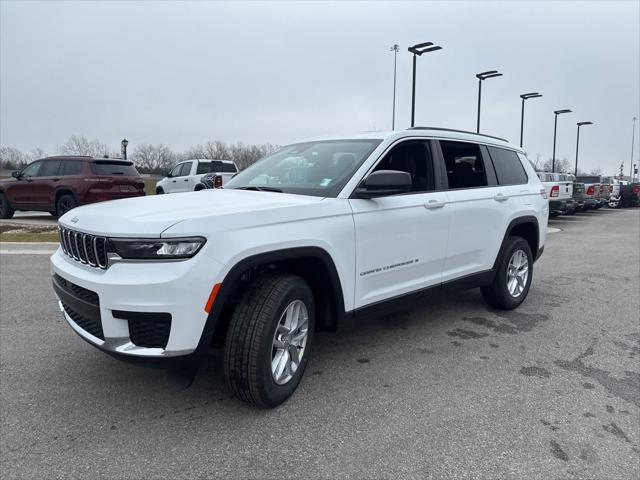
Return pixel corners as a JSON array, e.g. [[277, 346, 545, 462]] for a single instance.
[[1, 208, 639, 479]]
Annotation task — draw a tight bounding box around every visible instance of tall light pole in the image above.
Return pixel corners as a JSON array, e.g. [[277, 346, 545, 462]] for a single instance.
[[519, 92, 542, 147], [574, 121, 593, 176], [390, 44, 399, 130], [551, 109, 572, 172], [408, 42, 442, 127], [630, 116, 637, 181], [121, 138, 128, 160], [476, 70, 502, 133]]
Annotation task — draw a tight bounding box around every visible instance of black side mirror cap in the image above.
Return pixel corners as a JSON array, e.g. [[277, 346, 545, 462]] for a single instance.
[[354, 170, 412, 199], [11, 171, 20, 179]]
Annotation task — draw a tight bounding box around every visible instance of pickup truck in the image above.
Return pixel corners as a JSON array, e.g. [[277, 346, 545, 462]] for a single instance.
[[602, 177, 621, 207], [565, 173, 585, 211], [575, 176, 601, 209], [155, 159, 238, 194], [620, 182, 640, 207], [537, 172, 572, 215]]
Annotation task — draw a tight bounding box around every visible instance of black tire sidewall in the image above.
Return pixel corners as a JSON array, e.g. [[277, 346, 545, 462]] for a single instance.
[[257, 280, 315, 407], [56, 194, 77, 216], [0, 193, 14, 219]]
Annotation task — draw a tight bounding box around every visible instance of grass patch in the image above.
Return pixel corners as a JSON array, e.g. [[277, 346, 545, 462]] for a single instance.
[[0, 232, 60, 243], [144, 179, 157, 196]]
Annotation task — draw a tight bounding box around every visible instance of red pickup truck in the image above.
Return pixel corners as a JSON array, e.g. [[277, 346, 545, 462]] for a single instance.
[[0, 156, 145, 219]]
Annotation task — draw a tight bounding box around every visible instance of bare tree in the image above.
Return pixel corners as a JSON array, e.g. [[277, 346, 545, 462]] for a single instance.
[[58, 135, 109, 157], [541, 157, 571, 173], [0, 146, 30, 169], [589, 168, 602, 176], [130, 144, 176, 173]]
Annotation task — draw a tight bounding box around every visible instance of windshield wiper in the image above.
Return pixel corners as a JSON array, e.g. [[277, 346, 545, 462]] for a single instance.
[[231, 186, 283, 193]]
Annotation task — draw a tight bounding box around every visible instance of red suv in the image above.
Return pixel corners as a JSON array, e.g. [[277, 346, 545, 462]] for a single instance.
[[0, 156, 145, 219]]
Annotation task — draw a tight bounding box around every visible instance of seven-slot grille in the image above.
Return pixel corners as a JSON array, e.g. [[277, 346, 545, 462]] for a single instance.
[[58, 227, 108, 269]]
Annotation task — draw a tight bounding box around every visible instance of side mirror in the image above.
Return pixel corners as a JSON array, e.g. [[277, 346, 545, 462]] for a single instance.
[[355, 170, 412, 199], [165, 170, 172, 178], [11, 171, 20, 179]]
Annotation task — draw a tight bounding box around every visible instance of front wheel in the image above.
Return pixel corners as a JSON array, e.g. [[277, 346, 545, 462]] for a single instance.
[[481, 236, 533, 310], [224, 273, 315, 408]]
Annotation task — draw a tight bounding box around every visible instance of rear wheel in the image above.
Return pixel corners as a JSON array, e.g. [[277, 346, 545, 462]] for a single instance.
[[56, 194, 77, 217], [224, 273, 315, 408], [155, 187, 164, 195], [0, 193, 14, 219], [481, 236, 533, 310]]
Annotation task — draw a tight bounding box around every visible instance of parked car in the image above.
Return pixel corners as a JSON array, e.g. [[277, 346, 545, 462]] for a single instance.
[[0, 156, 145, 219], [565, 173, 586, 211], [51, 127, 548, 407], [576, 176, 601, 209], [155, 159, 238, 194], [537, 172, 571, 215], [555, 173, 576, 214], [602, 177, 622, 208], [620, 182, 640, 207]]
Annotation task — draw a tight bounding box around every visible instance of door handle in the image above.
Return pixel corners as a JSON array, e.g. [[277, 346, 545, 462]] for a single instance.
[[183, 179, 189, 182], [424, 200, 445, 209], [494, 193, 509, 202], [172, 180, 177, 183]]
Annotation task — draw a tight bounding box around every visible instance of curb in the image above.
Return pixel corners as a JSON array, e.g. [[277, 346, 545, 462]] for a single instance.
[[0, 242, 59, 254]]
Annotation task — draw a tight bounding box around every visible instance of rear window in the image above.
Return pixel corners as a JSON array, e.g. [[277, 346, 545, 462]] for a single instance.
[[61, 160, 82, 175], [90, 161, 139, 176], [440, 141, 488, 189], [487, 146, 527, 185], [223, 163, 237, 173], [40, 160, 61, 176], [196, 161, 212, 175], [576, 176, 600, 183]]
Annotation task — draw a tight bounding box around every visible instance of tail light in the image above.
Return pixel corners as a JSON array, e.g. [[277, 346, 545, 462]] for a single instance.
[[599, 185, 604, 193], [214, 175, 223, 188], [550, 185, 559, 197], [633, 186, 639, 194], [586, 185, 594, 195], [540, 188, 547, 199], [609, 185, 613, 193]]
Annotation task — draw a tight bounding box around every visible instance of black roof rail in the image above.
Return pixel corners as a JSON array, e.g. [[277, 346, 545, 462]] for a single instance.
[[406, 126, 509, 143]]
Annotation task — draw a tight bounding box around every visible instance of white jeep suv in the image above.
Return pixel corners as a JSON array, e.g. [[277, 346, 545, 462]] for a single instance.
[[51, 128, 548, 407]]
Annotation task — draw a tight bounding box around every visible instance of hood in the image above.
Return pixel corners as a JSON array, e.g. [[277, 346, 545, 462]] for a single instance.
[[58, 189, 325, 236]]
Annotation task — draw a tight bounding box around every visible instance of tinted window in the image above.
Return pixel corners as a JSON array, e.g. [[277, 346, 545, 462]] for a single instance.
[[39, 160, 61, 176], [61, 160, 83, 175], [196, 161, 211, 175], [90, 161, 139, 176], [169, 163, 182, 177], [223, 163, 237, 173], [370, 140, 434, 194], [576, 176, 601, 183], [179, 162, 193, 176], [440, 141, 487, 189], [488, 146, 528, 185], [20, 161, 42, 177], [225, 140, 381, 198]]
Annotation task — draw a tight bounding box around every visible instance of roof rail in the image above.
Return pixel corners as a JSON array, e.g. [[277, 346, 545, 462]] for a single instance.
[[406, 126, 509, 143]]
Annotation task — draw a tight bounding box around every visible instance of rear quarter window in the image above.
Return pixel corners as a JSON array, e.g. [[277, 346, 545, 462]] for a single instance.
[[61, 160, 83, 175], [488, 146, 528, 185], [91, 161, 139, 176]]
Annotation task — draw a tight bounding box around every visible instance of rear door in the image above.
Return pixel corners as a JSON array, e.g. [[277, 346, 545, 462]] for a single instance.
[[37, 159, 62, 207], [436, 140, 511, 282]]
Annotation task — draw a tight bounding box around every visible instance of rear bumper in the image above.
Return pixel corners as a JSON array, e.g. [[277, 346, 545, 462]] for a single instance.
[[82, 191, 145, 204], [549, 199, 568, 213]]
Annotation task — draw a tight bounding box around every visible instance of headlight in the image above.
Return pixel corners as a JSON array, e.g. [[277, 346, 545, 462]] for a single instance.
[[108, 237, 206, 260]]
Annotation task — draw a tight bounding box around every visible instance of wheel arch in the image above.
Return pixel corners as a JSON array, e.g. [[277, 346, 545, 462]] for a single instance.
[[493, 216, 540, 270], [201, 247, 346, 352], [54, 187, 77, 204]]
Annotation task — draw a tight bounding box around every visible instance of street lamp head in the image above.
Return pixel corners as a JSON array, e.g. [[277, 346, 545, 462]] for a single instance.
[[476, 70, 502, 80], [521, 92, 542, 100], [390, 44, 399, 52], [121, 138, 128, 147], [554, 109, 572, 115], [408, 42, 442, 55], [577, 121, 593, 126]]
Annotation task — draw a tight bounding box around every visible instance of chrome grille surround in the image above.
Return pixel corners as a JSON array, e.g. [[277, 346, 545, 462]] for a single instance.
[[58, 227, 108, 269]]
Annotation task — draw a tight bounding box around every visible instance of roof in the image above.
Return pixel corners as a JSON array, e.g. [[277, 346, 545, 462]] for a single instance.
[[298, 127, 519, 151], [41, 155, 131, 162], [184, 158, 235, 163]]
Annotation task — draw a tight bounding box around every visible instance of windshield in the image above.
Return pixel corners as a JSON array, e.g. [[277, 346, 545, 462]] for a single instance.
[[224, 140, 381, 197]]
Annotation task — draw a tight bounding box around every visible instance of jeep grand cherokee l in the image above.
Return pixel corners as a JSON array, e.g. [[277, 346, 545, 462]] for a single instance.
[[51, 128, 548, 408], [0, 156, 145, 218]]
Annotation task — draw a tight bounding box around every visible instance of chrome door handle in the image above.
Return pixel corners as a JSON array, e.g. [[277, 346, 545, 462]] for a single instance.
[[494, 193, 509, 202], [425, 200, 445, 209]]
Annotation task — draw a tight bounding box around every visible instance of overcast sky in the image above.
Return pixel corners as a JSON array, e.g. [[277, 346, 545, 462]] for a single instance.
[[1, 0, 639, 174]]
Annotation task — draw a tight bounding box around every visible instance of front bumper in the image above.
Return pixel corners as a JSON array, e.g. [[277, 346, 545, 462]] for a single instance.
[[51, 247, 223, 361]]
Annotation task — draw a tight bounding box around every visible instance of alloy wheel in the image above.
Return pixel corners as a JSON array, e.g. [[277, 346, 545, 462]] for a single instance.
[[271, 300, 309, 385], [506, 249, 529, 297]]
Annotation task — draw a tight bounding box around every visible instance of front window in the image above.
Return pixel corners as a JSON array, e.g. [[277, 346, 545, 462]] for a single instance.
[[225, 140, 381, 197]]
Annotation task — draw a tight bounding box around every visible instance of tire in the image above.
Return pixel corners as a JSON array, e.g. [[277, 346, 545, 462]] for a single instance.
[[0, 193, 15, 219], [194, 184, 205, 191], [156, 188, 164, 195], [56, 194, 77, 217], [481, 236, 533, 310], [224, 273, 315, 408]]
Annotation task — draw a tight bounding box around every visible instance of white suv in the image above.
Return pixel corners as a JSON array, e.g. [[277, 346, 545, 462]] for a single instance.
[[51, 128, 548, 407], [155, 159, 238, 194]]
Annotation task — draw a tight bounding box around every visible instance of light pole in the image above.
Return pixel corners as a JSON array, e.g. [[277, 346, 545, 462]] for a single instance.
[[551, 109, 572, 172], [121, 138, 128, 160], [408, 42, 442, 127], [390, 44, 399, 130], [476, 70, 502, 133], [519, 92, 542, 147], [574, 121, 593, 176], [630, 116, 637, 181]]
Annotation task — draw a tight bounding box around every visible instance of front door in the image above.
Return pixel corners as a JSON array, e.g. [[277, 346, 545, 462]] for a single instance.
[[10, 161, 43, 205], [349, 140, 451, 308]]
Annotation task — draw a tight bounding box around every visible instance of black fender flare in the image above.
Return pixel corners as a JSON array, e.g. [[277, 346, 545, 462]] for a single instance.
[[194, 246, 346, 356], [492, 215, 541, 271]]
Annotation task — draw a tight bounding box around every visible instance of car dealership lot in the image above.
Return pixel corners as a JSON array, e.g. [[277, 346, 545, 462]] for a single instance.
[[1, 209, 638, 479]]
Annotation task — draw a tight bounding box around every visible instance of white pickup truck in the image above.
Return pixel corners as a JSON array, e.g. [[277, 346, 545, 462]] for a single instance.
[[155, 159, 238, 194], [537, 172, 573, 215]]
